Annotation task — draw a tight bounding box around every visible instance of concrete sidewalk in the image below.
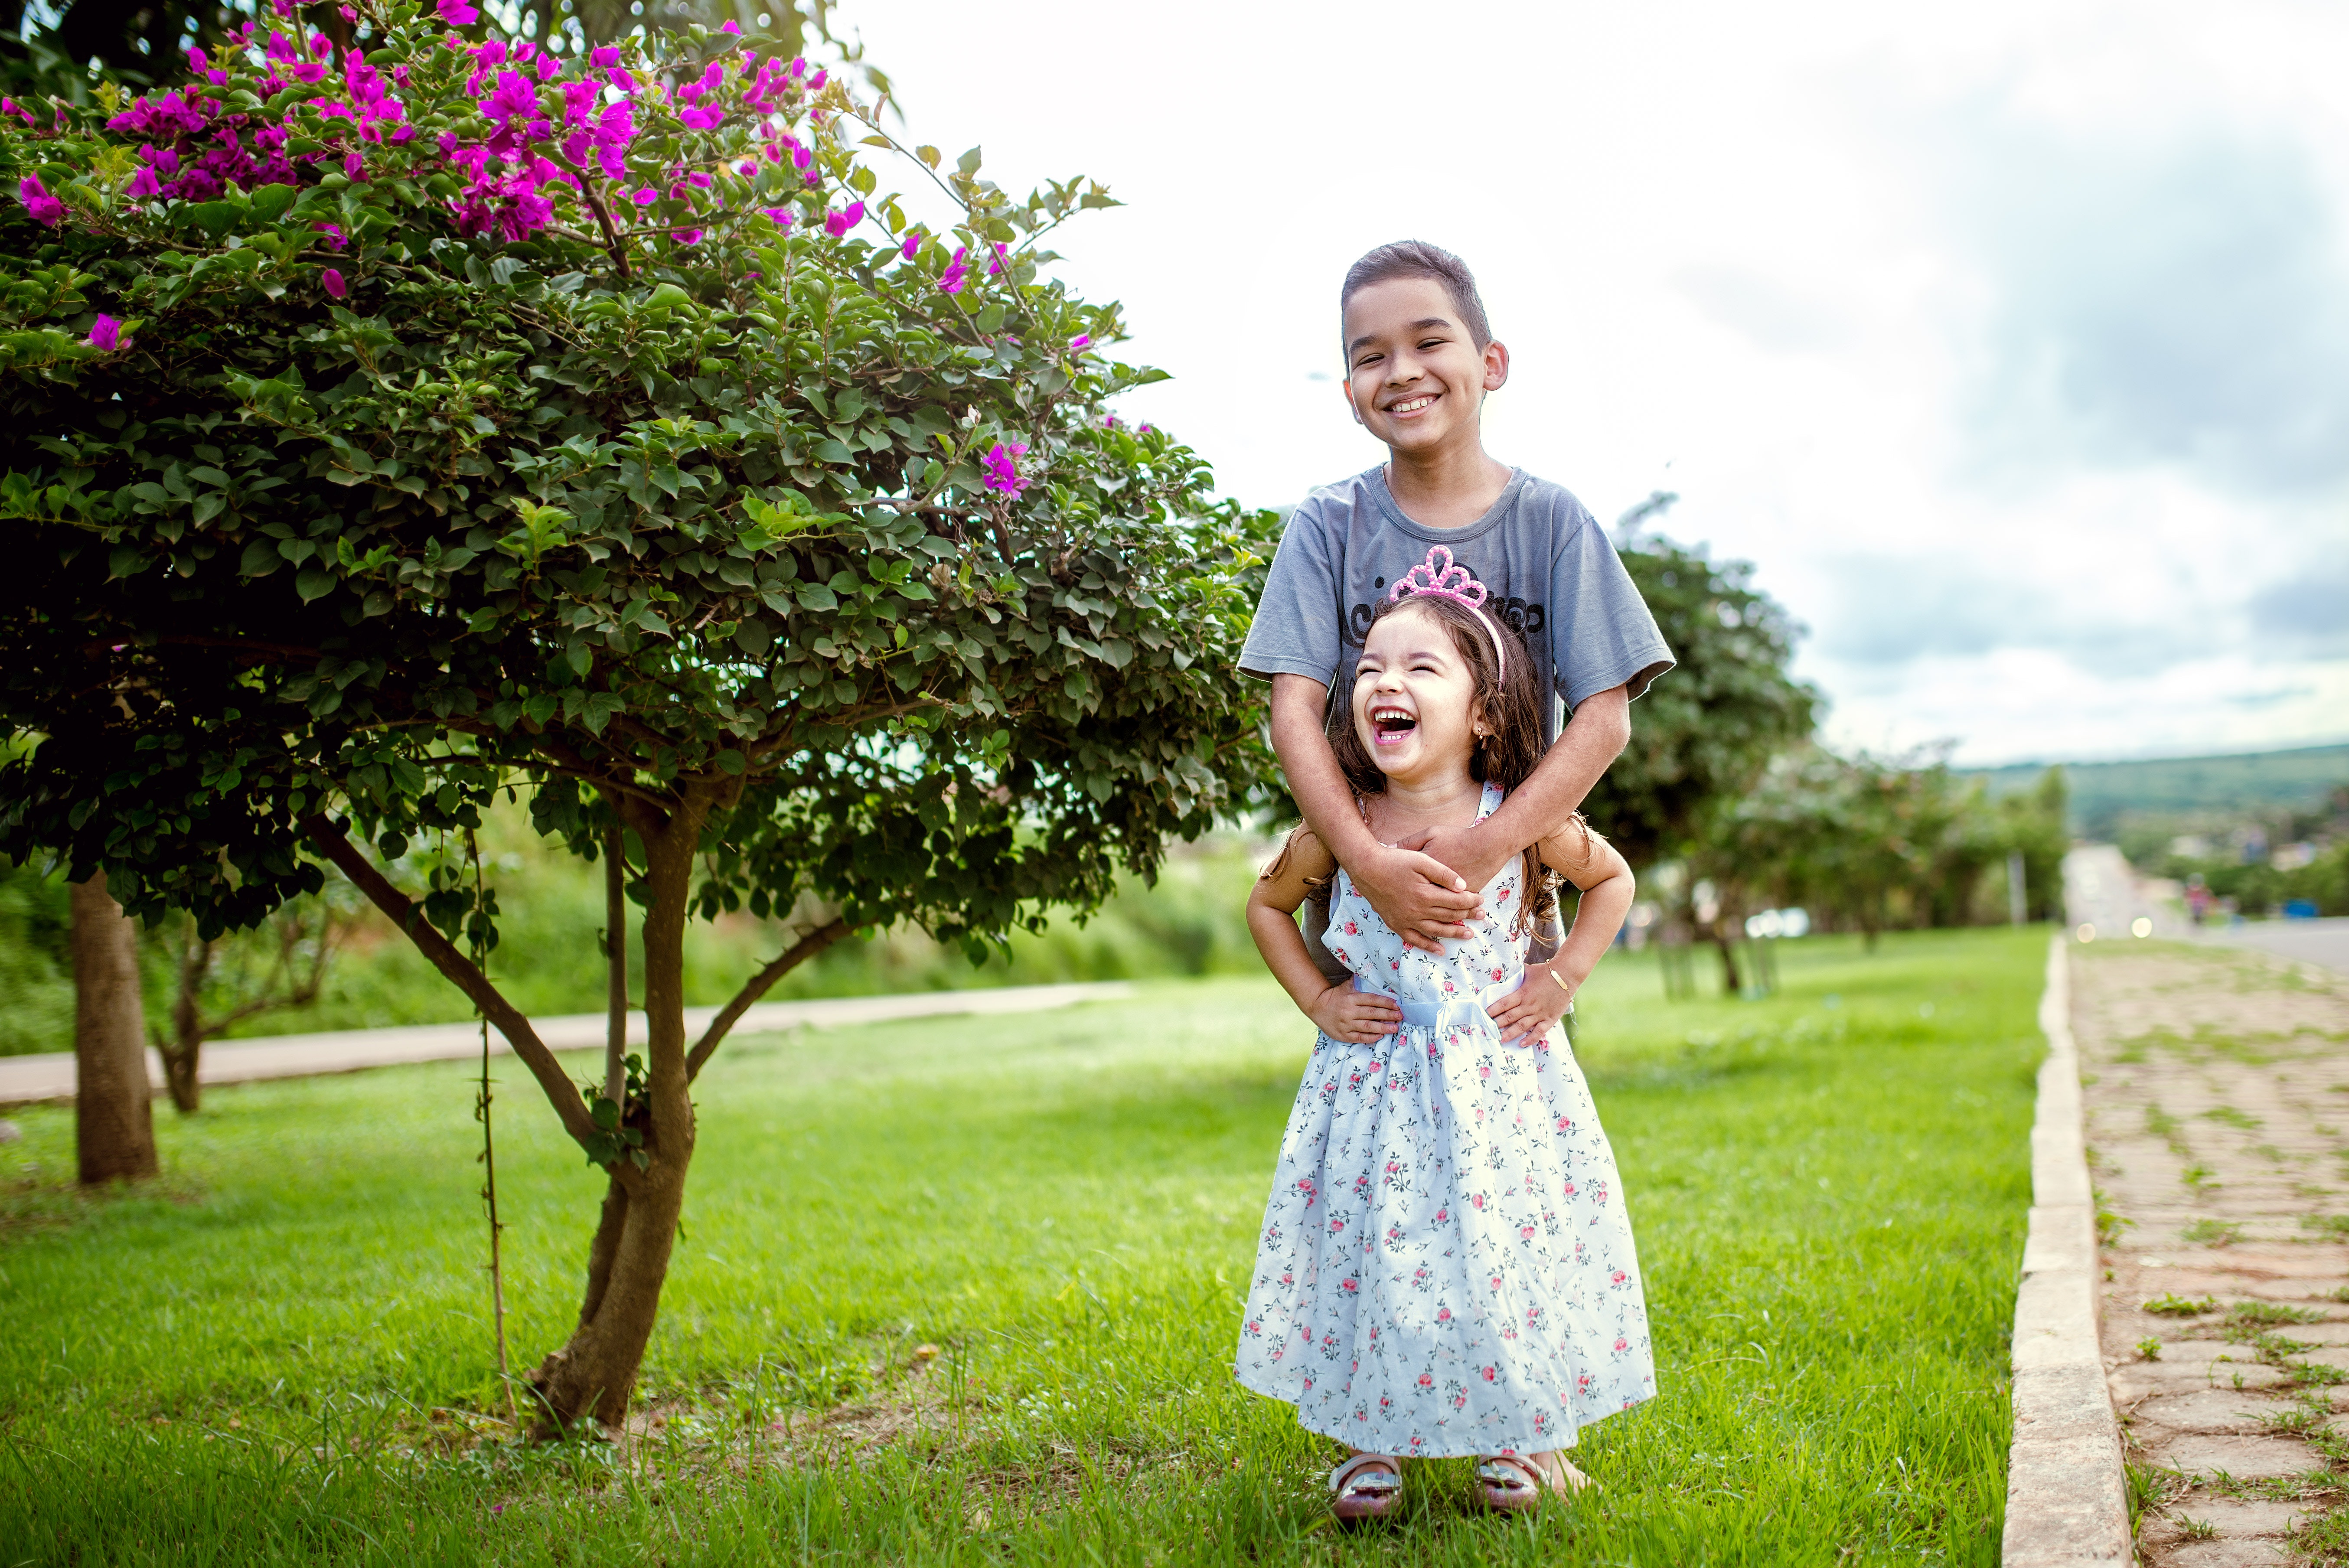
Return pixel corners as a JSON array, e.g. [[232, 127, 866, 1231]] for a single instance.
[[0, 981, 1136, 1106]]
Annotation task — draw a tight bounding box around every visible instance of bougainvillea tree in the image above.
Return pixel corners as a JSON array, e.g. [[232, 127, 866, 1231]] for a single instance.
[[0, 0, 1277, 1428]]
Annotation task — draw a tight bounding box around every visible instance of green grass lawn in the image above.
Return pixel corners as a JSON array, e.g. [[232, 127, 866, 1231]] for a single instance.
[[0, 928, 2046, 1565]]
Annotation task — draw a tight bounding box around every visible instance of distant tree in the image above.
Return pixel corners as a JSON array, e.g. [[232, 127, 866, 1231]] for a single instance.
[[1, 5, 1275, 1431], [148, 883, 361, 1113], [1580, 521, 1817, 869], [1998, 766, 2068, 925]]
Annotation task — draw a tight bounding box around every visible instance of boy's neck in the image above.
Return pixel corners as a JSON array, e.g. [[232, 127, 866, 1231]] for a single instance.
[[1383, 441, 1513, 530]]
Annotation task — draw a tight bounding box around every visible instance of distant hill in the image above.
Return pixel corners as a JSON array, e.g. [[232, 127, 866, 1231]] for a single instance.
[[1972, 743, 2349, 838]]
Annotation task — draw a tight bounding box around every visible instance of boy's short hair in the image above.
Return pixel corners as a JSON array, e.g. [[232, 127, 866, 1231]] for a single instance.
[[1339, 241, 1493, 350]]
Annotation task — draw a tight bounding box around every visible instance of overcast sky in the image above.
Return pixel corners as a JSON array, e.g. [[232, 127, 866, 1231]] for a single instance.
[[830, 0, 2349, 766]]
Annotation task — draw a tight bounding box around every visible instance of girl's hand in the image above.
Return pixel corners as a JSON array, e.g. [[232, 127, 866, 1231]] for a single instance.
[[1308, 981, 1403, 1043], [1488, 963, 1576, 1046]]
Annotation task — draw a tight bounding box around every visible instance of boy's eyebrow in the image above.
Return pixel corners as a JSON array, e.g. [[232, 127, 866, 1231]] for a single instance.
[[1345, 316, 1455, 355]]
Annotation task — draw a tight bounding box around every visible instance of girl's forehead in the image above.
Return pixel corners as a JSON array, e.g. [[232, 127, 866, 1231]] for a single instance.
[[1361, 607, 1460, 662]]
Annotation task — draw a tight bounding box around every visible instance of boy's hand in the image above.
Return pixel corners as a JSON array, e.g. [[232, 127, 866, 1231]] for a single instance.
[[1488, 963, 1576, 1046], [1351, 844, 1481, 953], [1394, 820, 1512, 900], [1308, 979, 1404, 1043]]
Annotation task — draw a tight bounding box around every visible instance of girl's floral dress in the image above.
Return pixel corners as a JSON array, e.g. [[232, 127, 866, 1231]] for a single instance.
[[1236, 781, 1654, 1458]]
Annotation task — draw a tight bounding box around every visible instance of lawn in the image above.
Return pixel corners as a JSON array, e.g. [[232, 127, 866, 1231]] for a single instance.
[[0, 928, 2046, 1565]]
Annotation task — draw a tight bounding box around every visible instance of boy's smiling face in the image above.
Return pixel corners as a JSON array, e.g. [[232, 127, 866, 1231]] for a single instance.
[[1341, 277, 1509, 458]]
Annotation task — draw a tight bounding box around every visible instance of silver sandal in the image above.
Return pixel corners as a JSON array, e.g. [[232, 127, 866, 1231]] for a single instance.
[[1475, 1450, 1594, 1511], [1328, 1452, 1403, 1521]]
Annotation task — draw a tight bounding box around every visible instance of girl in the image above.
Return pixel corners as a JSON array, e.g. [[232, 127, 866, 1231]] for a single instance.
[[1236, 546, 1654, 1519]]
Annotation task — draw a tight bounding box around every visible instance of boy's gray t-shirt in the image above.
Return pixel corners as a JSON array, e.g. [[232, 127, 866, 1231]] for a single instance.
[[1240, 466, 1674, 731], [1240, 466, 1674, 984]]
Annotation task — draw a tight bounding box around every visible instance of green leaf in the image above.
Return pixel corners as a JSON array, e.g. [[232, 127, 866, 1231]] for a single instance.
[[795, 584, 837, 612], [295, 566, 336, 602], [239, 539, 283, 577], [581, 692, 625, 734], [247, 183, 297, 223], [957, 145, 983, 175]]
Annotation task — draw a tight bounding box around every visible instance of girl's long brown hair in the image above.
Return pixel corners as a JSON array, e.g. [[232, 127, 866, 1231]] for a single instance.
[[1268, 593, 1566, 934]]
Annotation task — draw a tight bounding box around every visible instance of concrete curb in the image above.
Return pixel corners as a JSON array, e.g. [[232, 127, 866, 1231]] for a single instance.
[[2002, 937, 2131, 1566], [0, 980, 1138, 1106]]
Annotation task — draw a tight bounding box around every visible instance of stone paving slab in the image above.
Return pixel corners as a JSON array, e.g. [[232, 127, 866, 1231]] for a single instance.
[[2078, 936, 2349, 1564], [0, 981, 1138, 1105]]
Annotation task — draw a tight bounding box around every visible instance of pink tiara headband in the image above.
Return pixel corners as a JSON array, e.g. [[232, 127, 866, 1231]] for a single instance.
[[1386, 545, 1506, 682]]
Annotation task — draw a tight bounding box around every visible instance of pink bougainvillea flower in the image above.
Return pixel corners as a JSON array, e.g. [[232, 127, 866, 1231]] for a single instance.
[[760, 207, 794, 227], [822, 199, 862, 238], [1068, 334, 1092, 352], [480, 69, 539, 124], [606, 66, 636, 91], [590, 45, 622, 68], [631, 187, 659, 205], [679, 104, 723, 130], [86, 315, 121, 351], [720, 18, 740, 32], [938, 246, 969, 294], [0, 97, 35, 126], [674, 228, 703, 245], [986, 241, 1009, 276], [437, 0, 480, 22], [899, 230, 923, 260], [16, 174, 65, 226], [980, 441, 1029, 497], [322, 268, 347, 298], [339, 5, 357, 20], [126, 165, 161, 199]]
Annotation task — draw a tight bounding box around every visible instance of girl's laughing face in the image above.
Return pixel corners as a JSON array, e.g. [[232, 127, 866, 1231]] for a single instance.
[[1351, 601, 1481, 783]]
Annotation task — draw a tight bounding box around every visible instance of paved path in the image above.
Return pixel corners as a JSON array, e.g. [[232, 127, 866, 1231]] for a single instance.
[[2078, 936, 2349, 1563], [0, 981, 1136, 1106], [2199, 918, 2349, 977]]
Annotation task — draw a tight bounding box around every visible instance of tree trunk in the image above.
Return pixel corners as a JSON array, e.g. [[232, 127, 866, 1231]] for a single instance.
[[527, 796, 705, 1433], [156, 922, 213, 1115], [71, 872, 157, 1184], [1711, 925, 1743, 995]]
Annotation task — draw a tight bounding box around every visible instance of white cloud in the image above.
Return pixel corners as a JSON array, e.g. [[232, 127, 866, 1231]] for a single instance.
[[832, 0, 2349, 766]]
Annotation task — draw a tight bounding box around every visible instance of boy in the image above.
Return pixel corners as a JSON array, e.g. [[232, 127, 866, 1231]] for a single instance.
[[1240, 241, 1673, 1034]]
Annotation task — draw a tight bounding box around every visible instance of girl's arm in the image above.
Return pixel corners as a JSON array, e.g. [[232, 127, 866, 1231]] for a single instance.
[[1248, 828, 1404, 1044], [1488, 819, 1637, 1046]]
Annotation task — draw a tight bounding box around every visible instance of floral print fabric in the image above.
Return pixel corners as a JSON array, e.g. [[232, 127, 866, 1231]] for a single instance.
[[1236, 782, 1655, 1458]]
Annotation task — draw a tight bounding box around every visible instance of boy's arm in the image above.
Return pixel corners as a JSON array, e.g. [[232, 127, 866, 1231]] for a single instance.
[[1246, 829, 1404, 1044], [1488, 822, 1637, 1046], [1270, 673, 1480, 953], [1404, 683, 1632, 893]]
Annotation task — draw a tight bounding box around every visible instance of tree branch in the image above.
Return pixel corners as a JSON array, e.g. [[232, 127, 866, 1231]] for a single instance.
[[301, 813, 602, 1152], [684, 915, 852, 1083]]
